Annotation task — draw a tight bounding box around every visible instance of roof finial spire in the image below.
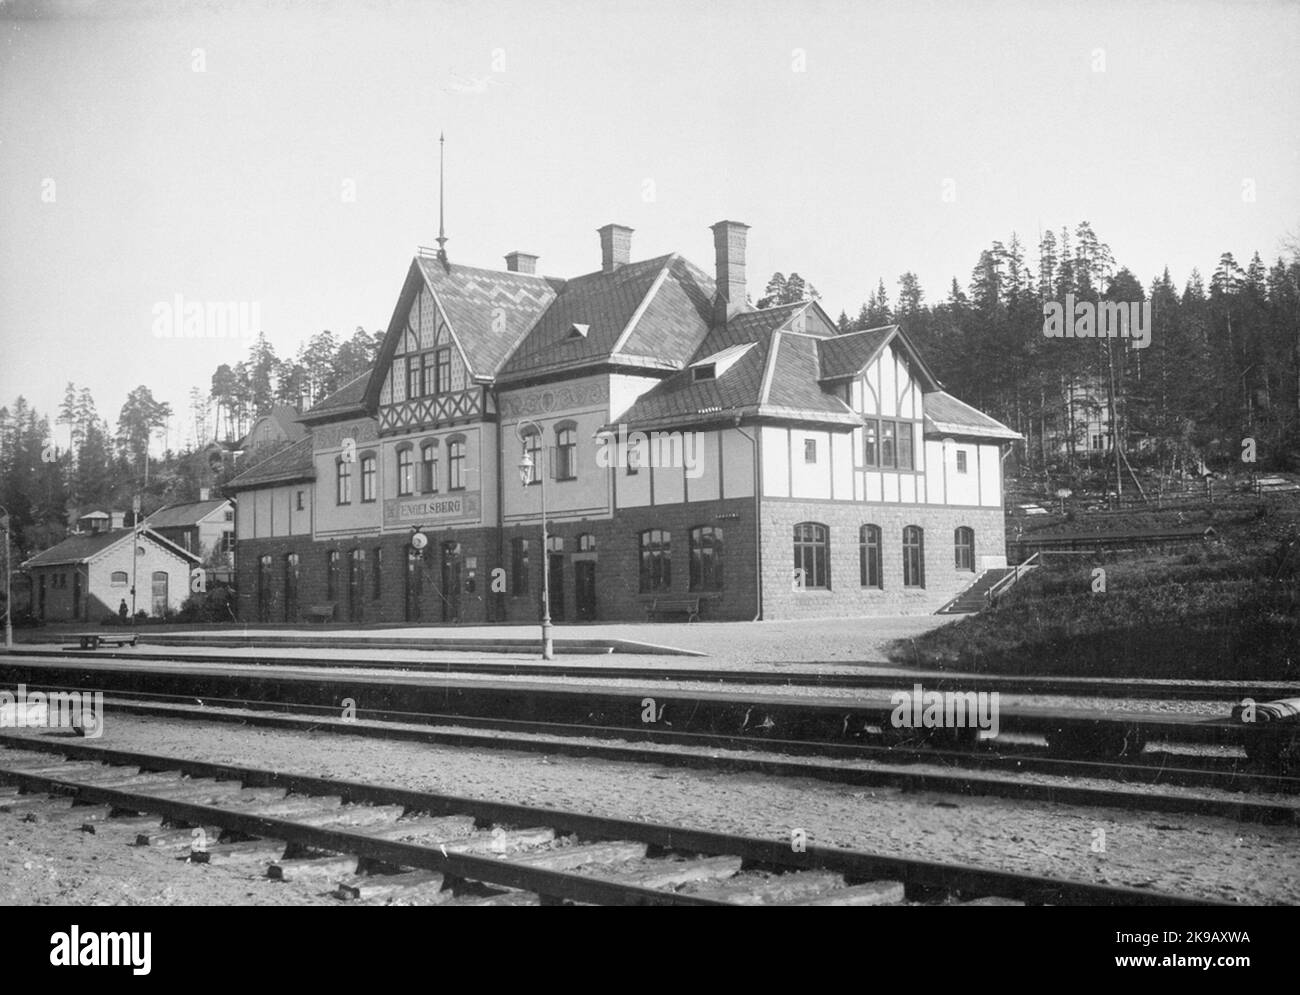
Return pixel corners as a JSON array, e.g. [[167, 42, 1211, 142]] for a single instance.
[[435, 132, 449, 268]]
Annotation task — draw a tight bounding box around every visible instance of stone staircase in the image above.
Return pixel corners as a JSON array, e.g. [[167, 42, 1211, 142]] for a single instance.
[[935, 558, 1038, 615]]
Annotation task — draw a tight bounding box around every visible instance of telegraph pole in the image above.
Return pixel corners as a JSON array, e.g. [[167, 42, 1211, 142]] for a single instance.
[[0, 504, 13, 649]]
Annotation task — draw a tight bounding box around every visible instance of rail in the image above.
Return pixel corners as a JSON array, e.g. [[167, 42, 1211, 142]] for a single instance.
[[985, 552, 1039, 605]]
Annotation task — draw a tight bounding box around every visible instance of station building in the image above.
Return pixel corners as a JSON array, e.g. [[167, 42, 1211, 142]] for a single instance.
[[227, 220, 1019, 624]]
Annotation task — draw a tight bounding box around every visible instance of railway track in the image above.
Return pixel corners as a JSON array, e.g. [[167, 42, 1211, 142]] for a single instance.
[[0, 732, 1223, 906], [16, 691, 1300, 826], [10, 646, 1296, 701]]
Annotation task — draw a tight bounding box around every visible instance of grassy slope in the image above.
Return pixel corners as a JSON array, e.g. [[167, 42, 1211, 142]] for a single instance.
[[888, 491, 1300, 680]]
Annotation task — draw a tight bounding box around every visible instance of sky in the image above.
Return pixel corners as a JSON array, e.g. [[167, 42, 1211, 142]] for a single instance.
[[2, 0, 1298, 449]]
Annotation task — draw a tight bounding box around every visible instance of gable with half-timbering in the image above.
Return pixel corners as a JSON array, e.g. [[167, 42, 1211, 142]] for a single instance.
[[377, 286, 479, 433]]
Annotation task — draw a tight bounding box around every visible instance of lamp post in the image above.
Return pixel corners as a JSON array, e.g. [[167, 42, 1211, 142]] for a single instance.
[[0, 504, 12, 649], [516, 420, 553, 660]]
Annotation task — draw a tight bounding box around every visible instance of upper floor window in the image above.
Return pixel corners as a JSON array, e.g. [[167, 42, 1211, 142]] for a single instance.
[[864, 418, 916, 471], [223, 509, 233, 522], [954, 527, 975, 572], [295, 490, 305, 511], [689, 526, 723, 592], [522, 430, 541, 485], [421, 442, 439, 493], [360, 455, 377, 502], [956, 450, 968, 474], [448, 439, 466, 490], [555, 425, 577, 481], [793, 522, 830, 590], [110, 571, 128, 587], [638, 529, 671, 593], [804, 438, 817, 464], [336, 459, 352, 505], [436, 348, 451, 394], [577, 533, 596, 553], [421, 352, 438, 396], [397, 448, 414, 496], [903, 525, 925, 588], [406, 356, 421, 400], [859, 524, 882, 589]]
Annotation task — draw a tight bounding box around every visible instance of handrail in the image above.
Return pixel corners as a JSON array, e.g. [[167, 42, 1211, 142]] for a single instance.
[[985, 551, 1040, 604]]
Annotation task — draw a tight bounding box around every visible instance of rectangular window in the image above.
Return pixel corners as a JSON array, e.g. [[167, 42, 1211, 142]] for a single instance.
[[897, 422, 914, 471], [336, 460, 352, 505], [448, 441, 466, 490], [955, 527, 975, 572], [638, 529, 672, 593], [689, 526, 724, 592], [512, 538, 530, 596], [407, 357, 421, 399], [421, 352, 437, 396], [956, 450, 968, 474], [863, 419, 879, 468], [373, 548, 383, 599], [880, 422, 896, 469], [556, 428, 577, 481], [220, 532, 235, 556], [296, 490, 304, 511], [804, 438, 817, 464], [327, 551, 340, 600], [436, 348, 451, 395]]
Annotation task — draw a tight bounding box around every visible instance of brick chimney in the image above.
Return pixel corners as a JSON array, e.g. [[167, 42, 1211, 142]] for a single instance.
[[504, 251, 539, 275], [710, 220, 750, 324], [597, 224, 633, 273]]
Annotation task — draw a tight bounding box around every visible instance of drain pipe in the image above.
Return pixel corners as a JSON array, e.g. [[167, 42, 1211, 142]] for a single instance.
[[734, 417, 762, 621]]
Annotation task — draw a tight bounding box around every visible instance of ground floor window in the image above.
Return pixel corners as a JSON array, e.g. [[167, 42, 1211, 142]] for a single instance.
[[689, 526, 723, 591], [954, 527, 975, 572], [638, 529, 671, 593], [793, 522, 829, 589], [512, 538, 530, 596], [859, 524, 882, 588], [903, 525, 925, 588]]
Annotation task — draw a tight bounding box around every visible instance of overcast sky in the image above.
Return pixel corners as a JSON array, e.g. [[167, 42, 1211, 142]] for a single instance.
[[2, 0, 1298, 447]]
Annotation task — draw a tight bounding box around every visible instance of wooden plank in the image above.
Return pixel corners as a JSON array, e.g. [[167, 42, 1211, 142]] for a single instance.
[[445, 827, 556, 855], [191, 840, 287, 867], [780, 880, 906, 906], [358, 814, 477, 844], [690, 869, 847, 905], [335, 869, 449, 902], [617, 855, 743, 890], [268, 855, 360, 882], [510, 840, 648, 871]]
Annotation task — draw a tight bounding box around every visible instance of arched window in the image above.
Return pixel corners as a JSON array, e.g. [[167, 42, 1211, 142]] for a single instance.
[[396, 447, 414, 496], [555, 423, 577, 481], [110, 571, 128, 587], [336, 458, 352, 505], [903, 526, 925, 588], [521, 428, 541, 485], [327, 550, 340, 600], [420, 441, 439, 493], [689, 526, 724, 591], [638, 529, 671, 593], [954, 527, 975, 572], [859, 525, 882, 589], [360, 454, 377, 503], [793, 522, 830, 589], [448, 438, 466, 490]]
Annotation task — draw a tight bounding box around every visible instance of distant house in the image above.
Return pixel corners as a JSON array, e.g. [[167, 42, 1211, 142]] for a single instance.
[[143, 492, 236, 583], [23, 529, 200, 622], [239, 405, 307, 458], [75, 510, 128, 534]]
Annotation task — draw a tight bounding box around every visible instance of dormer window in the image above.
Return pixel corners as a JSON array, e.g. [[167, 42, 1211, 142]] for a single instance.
[[693, 364, 716, 382], [567, 323, 589, 340]]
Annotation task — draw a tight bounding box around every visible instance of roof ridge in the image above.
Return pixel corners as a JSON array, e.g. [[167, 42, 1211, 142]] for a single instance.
[[608, 253, 678, 358], [757, 330, 783, 406]]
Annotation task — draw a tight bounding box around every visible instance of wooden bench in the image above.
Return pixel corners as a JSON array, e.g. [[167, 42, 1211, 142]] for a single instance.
[[304, 603, 335, 623], [75, 633, 139, 650], [645, 597, 701, 623]]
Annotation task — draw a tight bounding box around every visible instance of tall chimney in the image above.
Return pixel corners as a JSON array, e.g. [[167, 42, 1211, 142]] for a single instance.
[[504, 251, 539, 275], [711, 220, 750, 324], [597, 224, 633, 273]]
